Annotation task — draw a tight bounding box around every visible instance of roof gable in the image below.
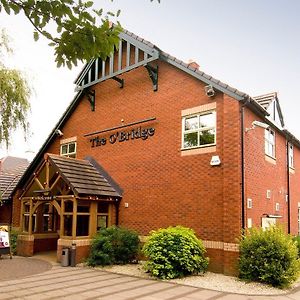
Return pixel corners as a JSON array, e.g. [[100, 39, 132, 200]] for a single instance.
[[75, 30, 159, 91], [254, 92, 284, 128], [21, 154, 122, 199]]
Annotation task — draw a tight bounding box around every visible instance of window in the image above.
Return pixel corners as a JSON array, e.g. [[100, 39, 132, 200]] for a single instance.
[[97, 202, 110, 231], [261, 217, 276, 230], [265, 128, 275, 158], [60, 141, 76, 158], [182, 111, 216, 149], [288, 143, 294, 168], [275, 203, 280, 211], [247, 218, 252, 228], [247, 198, 252, 209]]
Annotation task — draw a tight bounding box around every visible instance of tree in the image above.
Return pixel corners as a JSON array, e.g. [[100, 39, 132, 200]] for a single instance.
[[0, 29, 31, 148], [0, 0, 122, 69]]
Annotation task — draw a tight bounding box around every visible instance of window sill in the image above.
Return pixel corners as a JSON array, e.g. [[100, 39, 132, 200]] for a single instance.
[[181, 145, 216, 156], [265, 154, 276, 165], [289, 167, 295, 174]]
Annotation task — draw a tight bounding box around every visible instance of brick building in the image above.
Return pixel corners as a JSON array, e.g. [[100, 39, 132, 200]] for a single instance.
[[12, 29, 300, 275]]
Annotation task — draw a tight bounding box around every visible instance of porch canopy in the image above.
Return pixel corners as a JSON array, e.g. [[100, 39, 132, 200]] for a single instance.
[[19, 154, 122, 241]]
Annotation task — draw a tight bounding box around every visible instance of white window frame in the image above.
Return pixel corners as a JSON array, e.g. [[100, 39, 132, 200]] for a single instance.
[[261, 217, 276, 230], [288, 143, 294, 168], [247, 198, 252, 209], [60, 141, 77, 158], [265, 128, 275, 158], [182, 110, 216, 150]]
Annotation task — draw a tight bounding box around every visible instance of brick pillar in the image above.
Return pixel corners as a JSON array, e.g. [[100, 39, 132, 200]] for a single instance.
[[17, 234, 34, 256]]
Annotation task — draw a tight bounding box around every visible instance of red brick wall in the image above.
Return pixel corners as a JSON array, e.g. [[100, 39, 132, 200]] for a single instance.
[[43, 60, 245, 274], [0, 203, 11, 224], [46, 61, 242, 243], [290, 145, 300, 235], [244, 108, 291, 232]]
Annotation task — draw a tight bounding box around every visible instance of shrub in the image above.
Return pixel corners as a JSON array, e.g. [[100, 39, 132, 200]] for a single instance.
[[292, 236, 300, 258], [9, 229, 19, 255], [87, 226, 139, 267], [239, 226, 300, 288], [142, 226, 209, 279]]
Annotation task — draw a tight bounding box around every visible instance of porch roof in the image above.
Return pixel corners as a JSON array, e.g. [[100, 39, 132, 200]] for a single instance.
[[47, 154, 121, 198]]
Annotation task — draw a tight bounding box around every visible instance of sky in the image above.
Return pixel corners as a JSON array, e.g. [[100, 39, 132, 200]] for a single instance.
[[0, 0, 300, 160]]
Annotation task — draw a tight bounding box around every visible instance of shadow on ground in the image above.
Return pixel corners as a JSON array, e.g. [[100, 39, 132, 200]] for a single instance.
[[0, 256, 52, 281]]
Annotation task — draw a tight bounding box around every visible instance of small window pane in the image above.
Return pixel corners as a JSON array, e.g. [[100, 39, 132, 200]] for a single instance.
[[185, 116, 198, 130], [68, 142, 76, 153], [97, 215, 108, 231], [199, 112, 215, 128], [76, 215, 89, 236], [184, 132, 198, 148], [200, 129, 215, 145], [63, 215, 72, 236], [61, 145, 68, 154], [98, 202, 109, 213], [64, 201, 73, 213]]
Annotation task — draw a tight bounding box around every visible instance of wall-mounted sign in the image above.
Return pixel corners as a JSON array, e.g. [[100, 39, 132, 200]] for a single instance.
[[210, 155, 221, 166], [90, 126, 155, 148]]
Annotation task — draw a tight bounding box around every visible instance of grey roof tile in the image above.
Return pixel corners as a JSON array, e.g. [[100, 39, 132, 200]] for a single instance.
[[47, 154, 121, 198]]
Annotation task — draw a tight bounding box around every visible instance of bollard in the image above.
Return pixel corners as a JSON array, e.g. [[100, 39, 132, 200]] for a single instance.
[[70, 243, 76, 267]]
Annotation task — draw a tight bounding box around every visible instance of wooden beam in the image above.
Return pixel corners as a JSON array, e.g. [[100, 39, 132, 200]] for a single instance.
[[72, 198, 77, 239], [50, 174, 61, 191], [45, 161, 50, 189], [35, 178, 44, 190], [28, 198, 33, 235]]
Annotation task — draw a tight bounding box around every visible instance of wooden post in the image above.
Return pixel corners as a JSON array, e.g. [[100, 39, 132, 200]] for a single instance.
[[72, 199, 77, 239]]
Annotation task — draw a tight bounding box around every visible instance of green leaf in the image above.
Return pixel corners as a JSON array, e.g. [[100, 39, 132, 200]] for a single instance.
[[33, 31, 39, 41]]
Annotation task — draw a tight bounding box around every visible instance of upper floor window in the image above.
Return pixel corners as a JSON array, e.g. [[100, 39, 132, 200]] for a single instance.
[[182, 111, 216, 149], [288, 143, 294, 168], [264, 128, 275, 158], [60, 141, 76, 158]]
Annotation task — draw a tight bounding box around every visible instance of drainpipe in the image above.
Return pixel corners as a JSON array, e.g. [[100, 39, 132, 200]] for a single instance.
[[115, 199, 120, 226], [241, 105, 246, 230], [286, 141, 291, 234]]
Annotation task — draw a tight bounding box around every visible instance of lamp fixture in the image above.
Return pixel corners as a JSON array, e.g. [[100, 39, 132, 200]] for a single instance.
[[245, 120, 269, 132]]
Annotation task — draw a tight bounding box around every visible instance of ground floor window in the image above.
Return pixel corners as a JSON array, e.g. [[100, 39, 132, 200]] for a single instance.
[[97, 202, 110, 231], [261, 217, 276, 230]]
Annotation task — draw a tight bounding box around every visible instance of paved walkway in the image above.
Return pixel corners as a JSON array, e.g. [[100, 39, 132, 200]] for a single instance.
[[1, 256, 300, 299]]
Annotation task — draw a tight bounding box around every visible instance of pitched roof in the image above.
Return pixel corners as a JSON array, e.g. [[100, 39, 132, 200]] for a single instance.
[[253, 92, 285, 127], [0, 156, 29, 174], [0, 157, 29, 200], [47, 154, 121, 198], [15, 27, 297, 190]]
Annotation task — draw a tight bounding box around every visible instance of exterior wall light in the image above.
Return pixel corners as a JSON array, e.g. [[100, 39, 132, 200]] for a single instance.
[[245, 120, 269, 132]]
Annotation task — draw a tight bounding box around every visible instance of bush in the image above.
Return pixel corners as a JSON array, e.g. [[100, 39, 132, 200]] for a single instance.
[[142, 226, 209, 279], [9, 229, 19, 255], [292, 236, 300, 258], [87, 226, 139, 267], [239, 226, 300, 288]]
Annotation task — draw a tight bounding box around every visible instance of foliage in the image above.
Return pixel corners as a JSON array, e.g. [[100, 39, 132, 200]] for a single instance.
[[142, 226, 209, 279], [0, 0, 122, 68], [86, 226, 140, 267], [0, 29, 31, 147], [9, 228, 20, 255], [239, 226, 300, 288], [292, 236, 300, 258]]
